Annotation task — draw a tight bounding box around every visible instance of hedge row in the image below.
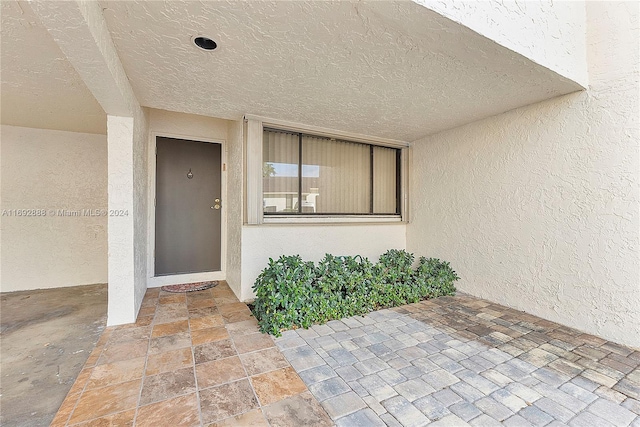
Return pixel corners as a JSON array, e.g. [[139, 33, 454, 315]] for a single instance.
[[251, 249, 459, 336]]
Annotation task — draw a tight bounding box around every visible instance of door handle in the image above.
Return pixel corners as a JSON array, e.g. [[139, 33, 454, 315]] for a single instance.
[[211, 198, 221, 210]]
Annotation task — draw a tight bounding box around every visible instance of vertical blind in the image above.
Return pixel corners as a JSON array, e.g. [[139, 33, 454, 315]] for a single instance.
[[263, 129, 399, 215], [262, 130, 299, 213], [373, 146, 397, 213]]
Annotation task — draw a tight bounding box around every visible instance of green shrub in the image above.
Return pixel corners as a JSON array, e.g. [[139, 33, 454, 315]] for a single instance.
[[251, 250, 459, 336], [251, 255, 315, 336]]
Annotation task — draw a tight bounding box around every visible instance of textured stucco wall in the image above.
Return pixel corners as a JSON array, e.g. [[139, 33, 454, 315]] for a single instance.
[[106, 108, 149, 325], [226, 120, 244, 298], [418, 0, 588, 87], [0, 125, 107, 292], [107, 115, 137, 324], [407, 2, 639, 347], [147, 109, 228, 142], [241, 224, 407, 301], [132, 107, 149, 315]]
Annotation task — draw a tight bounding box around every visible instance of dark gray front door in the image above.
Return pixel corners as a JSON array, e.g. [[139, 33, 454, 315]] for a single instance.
[[155, 137, 221, 276]]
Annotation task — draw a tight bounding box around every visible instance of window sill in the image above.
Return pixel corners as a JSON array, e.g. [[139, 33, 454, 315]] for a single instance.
[[261, 215, 403, 224]]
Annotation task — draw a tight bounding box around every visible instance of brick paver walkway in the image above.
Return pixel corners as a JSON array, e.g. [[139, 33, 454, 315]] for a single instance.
[[275, 294, 640, 427]]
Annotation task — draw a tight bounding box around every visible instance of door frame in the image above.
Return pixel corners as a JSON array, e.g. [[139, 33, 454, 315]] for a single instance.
[[147, 131, 227, 287]]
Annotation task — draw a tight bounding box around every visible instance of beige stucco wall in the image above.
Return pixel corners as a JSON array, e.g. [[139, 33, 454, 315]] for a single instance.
[[241, 224, 407, 301], [132, 107, 150, 317], [407, 2, 639, 347], [147, 109, 229, 142], [418, 0, 588, 87], [226, 120, 244, 298], [0, 125, 108, 292]]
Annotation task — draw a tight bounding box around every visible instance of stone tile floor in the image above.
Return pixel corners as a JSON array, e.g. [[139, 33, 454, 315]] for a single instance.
[[275, 294, 640, 427], [50, 282, 332, 426], [52, 287, 640, 426]]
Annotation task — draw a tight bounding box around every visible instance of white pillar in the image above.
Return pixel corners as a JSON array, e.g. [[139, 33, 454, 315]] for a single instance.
[[106, 111, 149, 326], [107, 116, 136, 325]]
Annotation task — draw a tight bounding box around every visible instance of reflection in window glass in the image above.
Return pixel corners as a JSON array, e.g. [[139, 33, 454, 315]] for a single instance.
[[262, 128, 400, 215], [263, 130, 299, 213]]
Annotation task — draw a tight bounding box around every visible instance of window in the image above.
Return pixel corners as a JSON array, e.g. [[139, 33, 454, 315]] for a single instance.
[[263, 128, 400, 215]]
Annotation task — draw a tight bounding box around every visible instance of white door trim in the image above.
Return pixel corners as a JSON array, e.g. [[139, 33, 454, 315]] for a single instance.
[[147, 131, 227, 288]]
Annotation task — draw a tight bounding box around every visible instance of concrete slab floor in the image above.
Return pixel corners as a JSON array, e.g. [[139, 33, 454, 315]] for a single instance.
[[0, 284, 107, 427]]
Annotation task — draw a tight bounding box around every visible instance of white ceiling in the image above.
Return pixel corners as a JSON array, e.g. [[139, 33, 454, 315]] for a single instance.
[[101, 0, 582, 141], [1, 1, 582, 141], [1, 1, 106, 134]]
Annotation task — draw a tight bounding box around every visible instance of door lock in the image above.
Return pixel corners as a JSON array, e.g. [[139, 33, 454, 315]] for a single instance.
[[211, 198, 221, 210]]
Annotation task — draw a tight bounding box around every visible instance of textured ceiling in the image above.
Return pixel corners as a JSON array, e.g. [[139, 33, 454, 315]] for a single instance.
[[1, 1, 106, 134], [101, 0, 582, 141]]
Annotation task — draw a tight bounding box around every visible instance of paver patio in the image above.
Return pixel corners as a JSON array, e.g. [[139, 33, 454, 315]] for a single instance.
[[275, 294, 640, 426], [51, 287, 640, 426]]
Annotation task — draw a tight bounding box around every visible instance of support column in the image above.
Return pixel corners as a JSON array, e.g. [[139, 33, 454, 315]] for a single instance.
[[107, 116, 136, 324], [29, 0, 148, 325]]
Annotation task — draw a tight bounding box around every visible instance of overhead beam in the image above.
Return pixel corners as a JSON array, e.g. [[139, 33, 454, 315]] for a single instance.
[[27, 0, 137, 116]]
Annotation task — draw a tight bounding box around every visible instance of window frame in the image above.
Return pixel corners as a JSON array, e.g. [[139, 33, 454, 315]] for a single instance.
[[245, 116, 409, 225], [262, 127, 401, 217]]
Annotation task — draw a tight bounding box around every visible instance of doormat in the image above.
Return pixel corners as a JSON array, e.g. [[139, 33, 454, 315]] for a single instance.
[[161, 281, 218, 293]]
